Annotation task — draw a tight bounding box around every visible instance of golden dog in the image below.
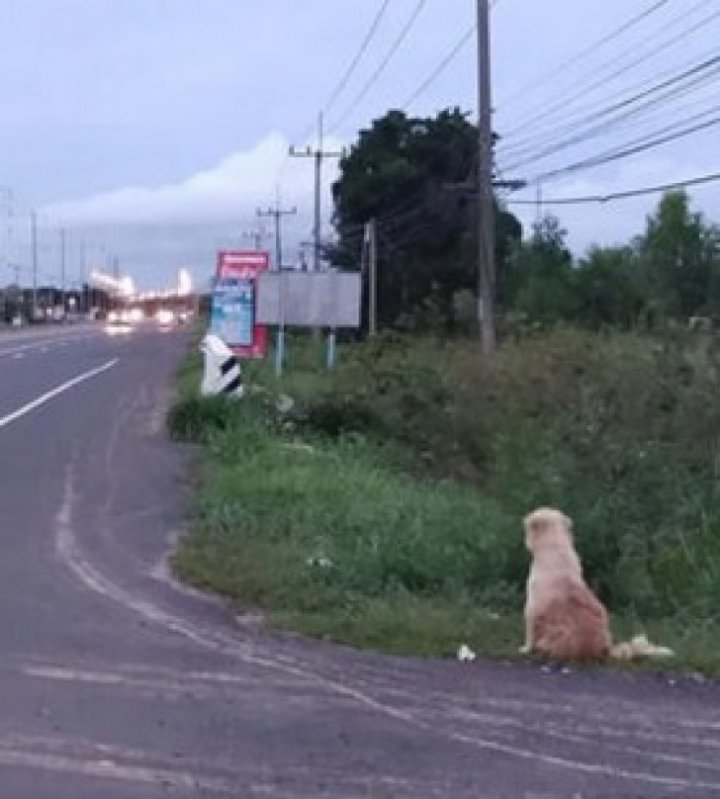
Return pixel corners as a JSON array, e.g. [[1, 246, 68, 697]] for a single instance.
[[521, 507, 673, 662]]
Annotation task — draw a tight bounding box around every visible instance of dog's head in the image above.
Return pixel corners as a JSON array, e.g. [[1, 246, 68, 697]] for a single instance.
[[523, 507, 573, 553]]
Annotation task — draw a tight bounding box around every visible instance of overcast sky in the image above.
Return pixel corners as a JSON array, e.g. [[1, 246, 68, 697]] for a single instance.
[[1, 0, 718, 290]]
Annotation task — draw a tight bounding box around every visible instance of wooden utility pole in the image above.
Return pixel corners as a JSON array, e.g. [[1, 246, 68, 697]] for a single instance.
[[289, 112, 343, 271], [477, 0, 496, 355]]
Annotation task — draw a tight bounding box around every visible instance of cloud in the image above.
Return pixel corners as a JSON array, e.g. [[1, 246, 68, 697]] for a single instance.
[[43, 132, 344, 228], [37, 133, 345, 289]]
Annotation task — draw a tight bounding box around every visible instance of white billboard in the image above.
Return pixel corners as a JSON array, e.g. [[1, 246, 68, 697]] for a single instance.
[[257, 271, 361, 329]]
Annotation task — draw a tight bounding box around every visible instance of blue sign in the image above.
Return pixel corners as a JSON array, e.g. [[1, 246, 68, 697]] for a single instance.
[[210, 277, 255, 347]]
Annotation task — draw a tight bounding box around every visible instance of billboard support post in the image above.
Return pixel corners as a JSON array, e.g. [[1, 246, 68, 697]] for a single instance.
[[326, 329, 337, 371], [275, 268, 287, 378], [257, 271, 361, 377]]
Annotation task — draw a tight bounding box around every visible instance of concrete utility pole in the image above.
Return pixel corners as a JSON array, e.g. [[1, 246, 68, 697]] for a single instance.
[[289, 112, 343, 271], [31, 210, 38, 318], [242, 226, 271, 251], [366, 219, 378, 336], [0, 186, 12, 324], [60, 228, 66, 314], [257, 196, 297, 272], [477, 0, 496, 356], [79, 240, 87, 312]]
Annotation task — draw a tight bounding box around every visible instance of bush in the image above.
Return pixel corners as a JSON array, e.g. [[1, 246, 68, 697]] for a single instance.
[[272, 329, 720, 620]]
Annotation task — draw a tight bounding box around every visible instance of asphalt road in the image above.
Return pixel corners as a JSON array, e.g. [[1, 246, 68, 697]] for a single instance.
[[0, 323, 718, 798]]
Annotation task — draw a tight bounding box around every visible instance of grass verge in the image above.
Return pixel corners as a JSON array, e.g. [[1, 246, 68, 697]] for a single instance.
[[169, 330, 720, 675]]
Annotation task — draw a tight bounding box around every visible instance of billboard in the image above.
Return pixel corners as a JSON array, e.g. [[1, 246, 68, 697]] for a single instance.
[[256, 271, 361, 328], [211, 251, 269, 357]]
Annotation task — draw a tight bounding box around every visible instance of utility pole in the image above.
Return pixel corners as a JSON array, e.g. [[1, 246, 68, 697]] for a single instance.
[[0, 187, 12, 326], [477, 0, 496, 356], [258, 193, 297, 377], [366, 219, 378, 336], [242, 226, 270, 251], [289, 112, 343, 272], [257, 195, 297, 272], [31, 210, 38, 320], [79, 240, 87, 313], [60, 227, 66, 316], [535, 182, 543, 224]]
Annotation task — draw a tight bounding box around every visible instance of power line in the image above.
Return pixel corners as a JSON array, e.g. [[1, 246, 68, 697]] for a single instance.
[[500, 1, 717, 139], [324, 0, 393, 114], [500, 57, 720, 171], [533, 114, 720, 184], [500, 0, 671, 109], [327, 0, 427, 134], [499, 41, 719, 155], [505, 171, 720, 205], [402, 25, 475, 110]]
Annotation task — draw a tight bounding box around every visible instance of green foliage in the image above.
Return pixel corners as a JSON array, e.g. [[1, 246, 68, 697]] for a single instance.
[[506, 192, 720, 330], [171, 331, 720, 669], [331, 108, 521, 331], [575, 245, 643, 329], [330, 107, 720, 334], [505, 216, 577, 323], [167, 394, 243, 443], [638, 190, 720, 321], [174, 410, 519, 615]]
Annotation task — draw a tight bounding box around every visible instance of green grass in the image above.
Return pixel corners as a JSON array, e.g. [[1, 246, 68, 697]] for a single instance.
[[169, 328, 720, 675]]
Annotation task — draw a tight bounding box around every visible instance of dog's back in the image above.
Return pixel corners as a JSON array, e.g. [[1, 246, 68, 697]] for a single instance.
[[524, 508, 612, 661], [530, 576, 611, 661], [523, 507, 673, 663]]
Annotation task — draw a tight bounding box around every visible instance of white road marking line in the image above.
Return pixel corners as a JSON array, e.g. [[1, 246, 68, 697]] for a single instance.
[[18, 663, 312, 701], [12, 353, 24, 359], [0, 359, 118, 430], [0, 742, 234, 793], [0, 333, 97, 358]]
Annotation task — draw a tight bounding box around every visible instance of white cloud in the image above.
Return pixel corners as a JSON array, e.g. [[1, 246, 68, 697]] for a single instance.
[[43, 132, 345, 228], [36, 133, 346, 289]]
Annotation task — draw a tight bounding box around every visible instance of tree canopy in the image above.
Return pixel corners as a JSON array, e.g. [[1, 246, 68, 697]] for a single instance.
[[331, 108, 521, 331], [331, 109, 720, 334]]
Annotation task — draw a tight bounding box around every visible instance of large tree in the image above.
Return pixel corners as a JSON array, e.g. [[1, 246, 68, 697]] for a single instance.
[[331, 108, 521, 331], [505, 215, 577, 324], [638, 191, 720, 321], [575, 245, 644, 330]]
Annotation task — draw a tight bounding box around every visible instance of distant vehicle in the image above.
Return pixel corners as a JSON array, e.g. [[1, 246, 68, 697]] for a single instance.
[[154, 308, 175, 326]]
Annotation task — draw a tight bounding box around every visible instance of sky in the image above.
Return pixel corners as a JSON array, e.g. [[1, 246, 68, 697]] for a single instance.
[[0, 0, 718, 290]]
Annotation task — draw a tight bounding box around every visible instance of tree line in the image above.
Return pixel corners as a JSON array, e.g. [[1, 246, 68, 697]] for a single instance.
[[330, 108, 720, 333]]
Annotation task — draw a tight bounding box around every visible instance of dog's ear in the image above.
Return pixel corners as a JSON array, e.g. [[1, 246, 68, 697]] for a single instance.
[[524, 512, 541, 533], [524, 509, 552, 533]]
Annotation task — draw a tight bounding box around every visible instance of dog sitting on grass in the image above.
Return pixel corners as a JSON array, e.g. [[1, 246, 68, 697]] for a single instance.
[[520, 507, 673, 662]]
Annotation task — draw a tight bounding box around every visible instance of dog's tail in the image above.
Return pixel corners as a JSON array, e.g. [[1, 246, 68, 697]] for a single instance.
[[610, 634, 674, 661]]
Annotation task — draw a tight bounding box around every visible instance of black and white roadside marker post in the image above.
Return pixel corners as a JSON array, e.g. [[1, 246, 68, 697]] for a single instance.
[[200, 333, 243, 397]]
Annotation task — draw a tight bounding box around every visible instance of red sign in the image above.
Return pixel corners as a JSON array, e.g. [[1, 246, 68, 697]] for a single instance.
[[213, 250, 269, 358]]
